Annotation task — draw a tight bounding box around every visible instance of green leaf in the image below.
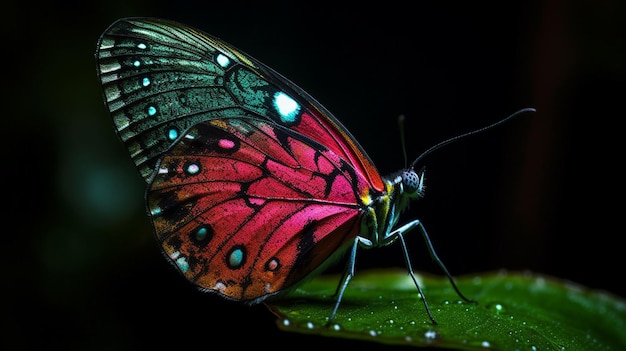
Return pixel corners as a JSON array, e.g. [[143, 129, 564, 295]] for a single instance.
[[265, 269, 626, 350]]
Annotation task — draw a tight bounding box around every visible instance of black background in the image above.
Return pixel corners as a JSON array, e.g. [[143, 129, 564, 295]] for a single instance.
[[5, 1, 625, 350]]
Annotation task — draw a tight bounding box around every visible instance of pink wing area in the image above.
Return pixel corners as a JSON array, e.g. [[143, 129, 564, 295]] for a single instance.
[[271, 103, 386, 193], [147, 117, 369, 302]]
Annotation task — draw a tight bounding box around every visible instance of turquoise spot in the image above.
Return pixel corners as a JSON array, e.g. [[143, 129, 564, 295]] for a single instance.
[[228, 247, 246, 268], [216, 54, 230, 68], [168, 128, 178, 140], [190, 225, 213, 246], [230, 249, 243, 266], [137, 43, 147, 50], [176, 256, 189, 273], [142, 77, 150, 87], [150, 206, 161, 216], [195, 227, 208, 241], [133, 60, 141, 67], [273, 92, 300, 123], [147, 106, 157, 116]]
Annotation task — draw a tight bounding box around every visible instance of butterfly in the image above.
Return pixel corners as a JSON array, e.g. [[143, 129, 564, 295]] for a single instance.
[[96, 17, 533, 325]]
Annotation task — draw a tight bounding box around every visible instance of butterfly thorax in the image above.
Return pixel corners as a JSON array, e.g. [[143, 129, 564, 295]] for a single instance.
[[359, 168, 425, 248]]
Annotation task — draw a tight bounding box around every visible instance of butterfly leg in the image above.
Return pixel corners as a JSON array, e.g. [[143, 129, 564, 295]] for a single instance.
[[326, 236, 372, 326], [395, 231, 437, 324], [332, 258, 351, 298], [392, 220, 476, 324]]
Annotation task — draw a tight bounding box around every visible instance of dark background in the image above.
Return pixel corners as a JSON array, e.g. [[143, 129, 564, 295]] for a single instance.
[[5, 1, 625, 349]]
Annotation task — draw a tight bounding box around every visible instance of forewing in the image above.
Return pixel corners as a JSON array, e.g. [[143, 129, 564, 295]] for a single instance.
[[96, 17, 384, 190]]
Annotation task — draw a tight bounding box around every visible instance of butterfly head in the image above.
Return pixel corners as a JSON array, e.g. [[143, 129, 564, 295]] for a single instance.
[[401, 169, 426, 197], [400, 167, 425, 199]]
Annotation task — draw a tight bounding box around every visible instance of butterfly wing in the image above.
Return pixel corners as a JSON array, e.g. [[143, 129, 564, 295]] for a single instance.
[[96, 17, 384, 191], [96, 17, 385, 302], [149, 117, 365, 301]]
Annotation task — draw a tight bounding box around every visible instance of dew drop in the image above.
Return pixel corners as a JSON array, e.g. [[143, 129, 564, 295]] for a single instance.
[[306, 322, 314, 329], [481, 341, 490, 348], [282, 319, 291, 327], [487, 302, 506, 314], [424, 330, 437, 341], [329, 323, 341, 331]]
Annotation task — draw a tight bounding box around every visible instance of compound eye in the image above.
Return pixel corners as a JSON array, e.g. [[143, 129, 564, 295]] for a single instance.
[[402, 170, 420, 193]]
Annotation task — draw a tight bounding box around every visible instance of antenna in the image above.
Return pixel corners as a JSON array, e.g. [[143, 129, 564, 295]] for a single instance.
[[397, 114, 408, 168], [409, 108, 535, 169]]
